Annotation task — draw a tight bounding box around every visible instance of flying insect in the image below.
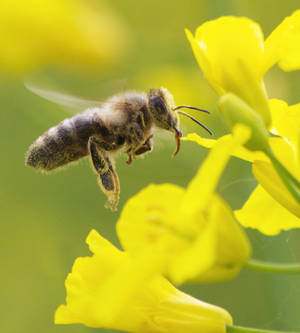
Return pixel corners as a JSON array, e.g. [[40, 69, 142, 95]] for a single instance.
[[25, 86, 212, 210]]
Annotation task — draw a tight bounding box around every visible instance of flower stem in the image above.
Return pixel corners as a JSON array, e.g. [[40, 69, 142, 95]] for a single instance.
[[245, 259, 300, 274], [227, 324, 299, 333], [264, 147, 300, 205]]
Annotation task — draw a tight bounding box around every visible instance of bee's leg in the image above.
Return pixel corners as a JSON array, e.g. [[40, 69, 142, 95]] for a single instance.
[[88, 137, 120, 211], [134, 135, 153, 156], [125, 149, 133, 165], [126, 125, 145, 164]]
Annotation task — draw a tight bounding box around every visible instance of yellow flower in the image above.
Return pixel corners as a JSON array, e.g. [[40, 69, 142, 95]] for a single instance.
[[185, 12, 300, 234], [0, 0, 128, 74], [263, 11, 300, 72], [55, 229, 233, 333], [235, 100, 300, 235], [269, 99, 300, 153], [185, 100, 300, 235], [186, 10, 300, 128], [117, 125, 251, 284]]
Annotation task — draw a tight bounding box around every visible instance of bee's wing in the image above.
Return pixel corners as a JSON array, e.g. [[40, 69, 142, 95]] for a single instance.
[[25, 82, 104, 112]]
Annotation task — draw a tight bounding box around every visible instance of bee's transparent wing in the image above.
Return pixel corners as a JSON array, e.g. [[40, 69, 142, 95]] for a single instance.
[[25, 82, 104, 112]]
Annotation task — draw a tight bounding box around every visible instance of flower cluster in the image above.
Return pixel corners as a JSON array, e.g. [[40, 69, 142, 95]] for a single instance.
[[55, 11, 300, 333], [186, 10, 300, 235], [55, 124, 250, 332]]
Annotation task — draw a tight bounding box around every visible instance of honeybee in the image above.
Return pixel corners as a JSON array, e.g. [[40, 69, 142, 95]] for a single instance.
[[25, 85, 212, 210]]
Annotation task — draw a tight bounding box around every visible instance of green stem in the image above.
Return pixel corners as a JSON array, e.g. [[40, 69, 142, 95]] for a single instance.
[[245, 259, 300, 274], [227, 324, 299, 333], [264, 147, 300, 205]]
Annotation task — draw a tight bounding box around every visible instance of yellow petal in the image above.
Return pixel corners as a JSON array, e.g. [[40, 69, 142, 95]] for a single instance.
[[145, 277, 233, 333], [55, 230, 126, 327], [203, 195, 250, 281], [117, 183, 207, 285], [117, 184, 187, 254], [193, 17, 264, 81], [264, 10, 300, 72], [234, 135, 300, 233], [182, 133, 217, 149], [252, 160, 300, 219], [270, 99, 300, 152], [186, 17, 270, 126], [168, 211, 218, 284], [268, 136, 300, 179], [55, 305, 78, 325], [185, 28, 224, 96], [152, 285, 232, 333], [183, 133, 268, 163], [235, 184, 300, 235], [87, 229, 121, 257], [182, 125, 251, 214], [170, 195, 250, 284], [298, 132, 300, 167]]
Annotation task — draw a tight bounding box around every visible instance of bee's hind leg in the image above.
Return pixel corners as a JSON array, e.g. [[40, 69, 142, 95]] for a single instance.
[[88, 137, 120, 211]]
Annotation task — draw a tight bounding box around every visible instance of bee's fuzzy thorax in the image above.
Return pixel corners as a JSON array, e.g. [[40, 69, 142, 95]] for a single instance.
[[159, 87, 176, 110]]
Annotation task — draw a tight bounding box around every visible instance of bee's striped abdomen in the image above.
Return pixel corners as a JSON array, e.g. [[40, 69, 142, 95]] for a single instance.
[[26, 114, 97, 171]]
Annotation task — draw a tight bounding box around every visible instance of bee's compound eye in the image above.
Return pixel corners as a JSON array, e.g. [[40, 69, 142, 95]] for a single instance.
[[150, 96, 167, 115]]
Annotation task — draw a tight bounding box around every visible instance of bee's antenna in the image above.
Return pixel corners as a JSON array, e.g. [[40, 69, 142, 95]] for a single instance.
[[173, 105, 211, 114], [176, 110, 213, 135]]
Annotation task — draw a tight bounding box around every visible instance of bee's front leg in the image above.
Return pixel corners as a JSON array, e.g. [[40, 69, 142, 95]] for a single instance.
[[125, 126, 151, 164], [134, 135, 153, 156], [88, 137, 120, 211], [125, 149, 133, 165], [126, 135, 153, 163]]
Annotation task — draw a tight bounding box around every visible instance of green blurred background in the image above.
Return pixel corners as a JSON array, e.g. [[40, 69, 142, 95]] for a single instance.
[[1, 0, 300, 332]]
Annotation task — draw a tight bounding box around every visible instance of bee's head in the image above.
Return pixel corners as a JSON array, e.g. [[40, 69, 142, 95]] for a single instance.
[[148, 87, 182, 156], [148, 87, 212, 156]]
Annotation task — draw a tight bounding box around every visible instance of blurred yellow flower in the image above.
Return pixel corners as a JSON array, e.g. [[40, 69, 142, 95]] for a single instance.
[[117, 125, 251, 284], [0, 0, 129, 74], [186, 100, 300, 235], [55, 229, 233, 333], [186, 10, 300, 128]]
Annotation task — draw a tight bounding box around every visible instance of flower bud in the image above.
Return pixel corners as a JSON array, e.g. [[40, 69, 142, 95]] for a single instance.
[[219, 93, 270, 152]]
